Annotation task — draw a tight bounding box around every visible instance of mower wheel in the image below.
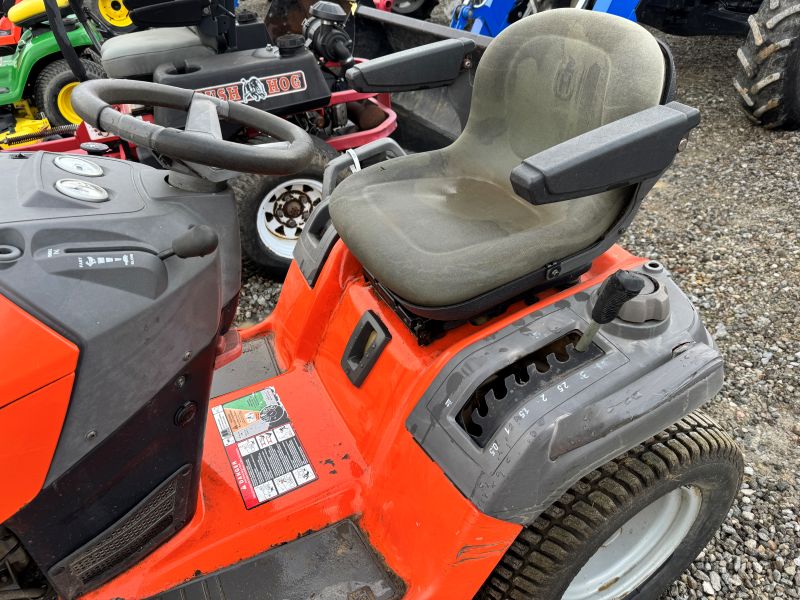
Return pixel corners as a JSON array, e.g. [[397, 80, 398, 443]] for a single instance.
[[478, 411, 743, 600], [734, 0, 800, 129], [34, 59, 105, 128], [232, 135, 338, 278], [392, 0, 438, 19], [86, 0, 138, 33]]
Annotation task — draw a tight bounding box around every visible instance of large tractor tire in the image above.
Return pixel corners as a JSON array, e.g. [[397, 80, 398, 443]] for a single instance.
[[34, 59, 106, 128], [478, 411, 743, 600], [86, 0, 138, 33], [734, 0, 800, 129], [391, 0, 438, 19], [232, 135, 338, 278]]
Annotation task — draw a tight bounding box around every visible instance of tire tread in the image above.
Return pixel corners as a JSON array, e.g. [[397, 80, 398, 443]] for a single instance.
[[476, 411, 742, 599], [734, 0, 800, 129]]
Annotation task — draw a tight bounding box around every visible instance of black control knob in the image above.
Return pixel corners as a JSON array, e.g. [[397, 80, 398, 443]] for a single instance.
[[80, 142, 110, 156], [576, 270, 645, 352], [591, 270, 646, 324], [158, 225, 219, 260]]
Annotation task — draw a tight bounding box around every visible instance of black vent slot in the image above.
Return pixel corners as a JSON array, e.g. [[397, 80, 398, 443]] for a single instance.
[[49, 465, 193, 599], [457, 331, 604, 447]]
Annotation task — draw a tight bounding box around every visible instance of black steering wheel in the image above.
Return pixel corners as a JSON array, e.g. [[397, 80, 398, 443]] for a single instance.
[[71, 79, 315, 176]]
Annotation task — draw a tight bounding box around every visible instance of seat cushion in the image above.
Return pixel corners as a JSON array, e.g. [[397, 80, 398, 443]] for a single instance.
[[101, 27, 216, 79], [330, 150, 625, 307], [329, 9, 666, 309]]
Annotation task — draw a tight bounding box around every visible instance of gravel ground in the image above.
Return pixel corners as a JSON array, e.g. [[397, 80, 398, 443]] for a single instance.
[[236, 5, 800, 597]]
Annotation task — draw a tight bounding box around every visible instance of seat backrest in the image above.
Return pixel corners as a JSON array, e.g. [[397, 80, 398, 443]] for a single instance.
[[450, 9, 666, 186]]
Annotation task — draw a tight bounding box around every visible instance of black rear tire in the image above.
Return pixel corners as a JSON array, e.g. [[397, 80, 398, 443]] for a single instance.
[[477, 411, 743, 600], [34, 59, 105, 128], [231, 136, 338, 279], [733, 0, 800, 129], [391, 0, 438, 20]]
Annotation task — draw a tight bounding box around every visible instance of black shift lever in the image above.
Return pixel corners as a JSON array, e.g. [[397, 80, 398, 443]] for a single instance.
[[158, 225, 219, 260], [575, 270, 645, 352]]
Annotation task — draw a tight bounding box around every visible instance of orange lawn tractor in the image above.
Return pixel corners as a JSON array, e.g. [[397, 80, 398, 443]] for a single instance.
[[0, 9, 742, 600]]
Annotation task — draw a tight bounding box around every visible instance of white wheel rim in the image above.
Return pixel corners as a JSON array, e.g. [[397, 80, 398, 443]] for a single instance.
[[255, 177, 323, 260], [563, 485, 703, 600]]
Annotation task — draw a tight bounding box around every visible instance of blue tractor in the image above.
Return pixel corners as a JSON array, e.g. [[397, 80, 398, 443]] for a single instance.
[[448, 0, 800, 129]]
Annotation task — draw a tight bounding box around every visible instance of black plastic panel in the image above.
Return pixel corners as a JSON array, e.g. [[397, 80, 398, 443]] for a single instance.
[[407, 267, 724, 524], [8, 344, 217, 599], [152, 46, 332, 128], [48, 465, 194, 599], [148, 520, 404, 600]]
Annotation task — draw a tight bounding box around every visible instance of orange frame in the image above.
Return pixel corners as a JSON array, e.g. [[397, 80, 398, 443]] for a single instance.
[[83, 242, 644, 599]]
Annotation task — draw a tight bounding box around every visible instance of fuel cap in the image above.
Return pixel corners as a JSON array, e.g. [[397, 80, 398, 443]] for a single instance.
[[54, 155, 104, 177], [80, 142, 110, 156], [277, 34, 305, 56], [55, 179, 109, 203]]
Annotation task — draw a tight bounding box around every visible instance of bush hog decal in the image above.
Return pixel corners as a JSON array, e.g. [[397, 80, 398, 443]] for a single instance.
[[212, 386, 316, 508], [198, 71, 308, 104]]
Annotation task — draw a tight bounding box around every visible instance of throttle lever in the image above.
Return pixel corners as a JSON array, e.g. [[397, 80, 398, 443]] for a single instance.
[[575, 270, 645, 352], [158, 225, 219, 260]]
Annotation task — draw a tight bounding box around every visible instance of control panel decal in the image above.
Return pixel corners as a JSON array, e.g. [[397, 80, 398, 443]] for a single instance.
[[212, 386, 316, 508]]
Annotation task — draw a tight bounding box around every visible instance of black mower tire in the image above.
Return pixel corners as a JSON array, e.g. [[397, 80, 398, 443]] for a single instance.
[[231, 135, 338, 279], [734, 0, 800, 129], [34, 59, 105, 128], [391, 0, 438, 20], [85, 0, 139, 33], [478, 411, 743, 600]]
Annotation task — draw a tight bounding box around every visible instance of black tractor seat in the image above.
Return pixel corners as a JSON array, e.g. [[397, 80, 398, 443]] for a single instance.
[[101, 27, 218, 79], [329, 9, 694, 322]]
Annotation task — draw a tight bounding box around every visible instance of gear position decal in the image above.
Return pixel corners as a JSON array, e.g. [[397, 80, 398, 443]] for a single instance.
[[212, 386, 316, 508]]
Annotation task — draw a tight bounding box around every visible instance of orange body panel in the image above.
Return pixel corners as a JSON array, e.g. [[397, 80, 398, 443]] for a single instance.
[[0, 294, 78, 522], [0, 293, 79, 408], [87, 243, 645, 599], [0, 374, 75, 523]]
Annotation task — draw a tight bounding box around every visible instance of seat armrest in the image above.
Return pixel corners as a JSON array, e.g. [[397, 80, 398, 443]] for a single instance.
[[322, 138, 406, 199], [510, 102, 700, 205], [345, 39, 476, 93]]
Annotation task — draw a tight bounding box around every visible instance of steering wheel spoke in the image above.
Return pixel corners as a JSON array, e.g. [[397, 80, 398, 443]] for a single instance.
[[70, 79, 315, 177]]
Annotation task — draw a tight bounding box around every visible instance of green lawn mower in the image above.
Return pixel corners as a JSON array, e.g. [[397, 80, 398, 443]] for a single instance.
[[0, 0, 104, 149]]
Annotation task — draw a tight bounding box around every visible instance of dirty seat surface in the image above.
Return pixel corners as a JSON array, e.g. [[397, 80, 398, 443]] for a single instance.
[[329, 9, 666, 308]]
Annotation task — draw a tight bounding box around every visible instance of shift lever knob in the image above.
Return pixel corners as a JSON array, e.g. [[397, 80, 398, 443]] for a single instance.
[[576, 270, 645, 352]]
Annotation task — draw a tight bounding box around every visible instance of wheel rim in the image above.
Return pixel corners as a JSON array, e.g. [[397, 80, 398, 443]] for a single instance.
[[255, 178, 323, 259], [393, 0, 426, 13], [563, 485, 703, 600], [97, 0, 132, 27], [56, 82, 81, 125]]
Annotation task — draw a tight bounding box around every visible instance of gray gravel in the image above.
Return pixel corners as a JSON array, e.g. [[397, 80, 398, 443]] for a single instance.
[[235, 7, 800, 597], [632, 31, 800, 600]]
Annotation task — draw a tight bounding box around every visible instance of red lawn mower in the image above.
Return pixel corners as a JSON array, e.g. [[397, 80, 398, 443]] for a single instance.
[[0, 9, 742, 600], [8, 0, 399, 275]]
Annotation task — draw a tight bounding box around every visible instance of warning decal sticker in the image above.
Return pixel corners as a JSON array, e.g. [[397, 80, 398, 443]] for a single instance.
[[212, 386, 316, 508]]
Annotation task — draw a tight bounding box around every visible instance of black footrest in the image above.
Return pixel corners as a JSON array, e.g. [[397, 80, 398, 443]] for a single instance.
[[150, 520, 403, 600]]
